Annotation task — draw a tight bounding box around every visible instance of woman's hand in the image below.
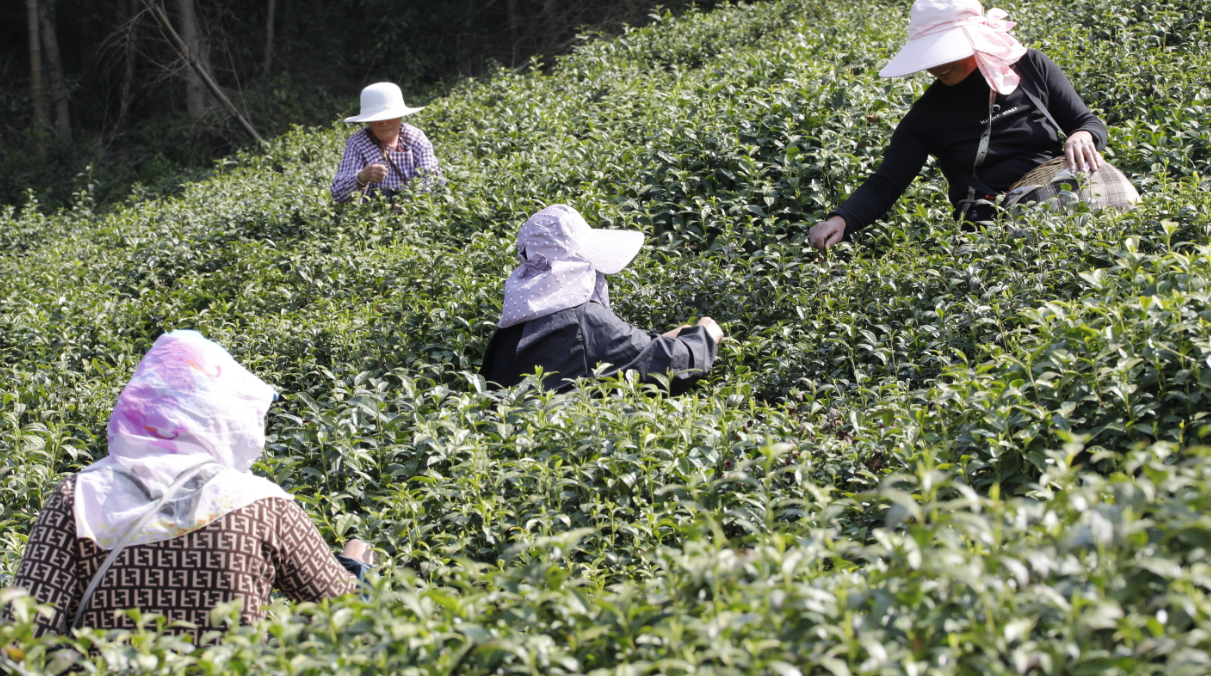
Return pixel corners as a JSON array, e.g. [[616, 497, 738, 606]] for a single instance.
[[697, 317, 725, 345], [808, 216, 847, 251], [342, 539, 376, 565], [1064, 131, 1102, 174], [664, 318, 724, 344], [357, 164, 389, 185]]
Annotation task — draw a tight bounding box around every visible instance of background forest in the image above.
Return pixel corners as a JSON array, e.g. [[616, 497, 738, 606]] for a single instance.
[[1, 0, 718, 209]]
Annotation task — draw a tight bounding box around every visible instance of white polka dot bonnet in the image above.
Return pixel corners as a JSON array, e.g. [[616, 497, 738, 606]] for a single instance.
[[498, 204, 644, 328]]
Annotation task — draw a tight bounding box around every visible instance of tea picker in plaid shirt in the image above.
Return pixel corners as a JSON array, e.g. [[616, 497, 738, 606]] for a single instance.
[[330, 82, 442, 203]]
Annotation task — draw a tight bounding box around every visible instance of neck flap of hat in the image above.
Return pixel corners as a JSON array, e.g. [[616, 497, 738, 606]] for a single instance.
[[73, 330, 293, 549], [499, 205, 617, 328]]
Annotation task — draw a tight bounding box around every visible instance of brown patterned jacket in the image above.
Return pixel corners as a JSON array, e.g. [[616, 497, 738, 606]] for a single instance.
[[12, 475, 358, 642]]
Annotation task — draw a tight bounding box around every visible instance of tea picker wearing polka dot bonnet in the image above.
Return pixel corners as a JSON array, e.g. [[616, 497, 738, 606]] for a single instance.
[[481, 204, 725, 393]]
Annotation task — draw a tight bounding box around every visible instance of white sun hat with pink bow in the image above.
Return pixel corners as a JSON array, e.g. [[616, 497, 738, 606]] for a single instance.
[[879, 0, 1028, 94]]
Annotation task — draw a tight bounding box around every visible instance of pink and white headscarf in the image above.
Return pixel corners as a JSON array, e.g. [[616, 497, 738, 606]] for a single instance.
[[879, 0, 1029, 95], [499, 205, 644, 328], [74, 330, 293, 549]]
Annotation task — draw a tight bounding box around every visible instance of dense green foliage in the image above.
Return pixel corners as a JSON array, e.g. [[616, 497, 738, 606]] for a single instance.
[[2, 0, 1211, 672]]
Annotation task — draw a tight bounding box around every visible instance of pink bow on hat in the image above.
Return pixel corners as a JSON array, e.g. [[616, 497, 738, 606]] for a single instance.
[[919, 8, 1027, 94], [880, 1, 1028, 95]]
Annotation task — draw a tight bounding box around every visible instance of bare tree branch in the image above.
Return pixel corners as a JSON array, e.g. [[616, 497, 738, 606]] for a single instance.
[[143, 0, 264, 143]]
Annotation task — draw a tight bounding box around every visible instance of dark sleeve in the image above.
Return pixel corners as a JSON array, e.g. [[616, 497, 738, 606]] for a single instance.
[[1027, 50, 1107, 150], [479, 324, 525, 390], [581, 303, 719, 393], [269, 500, 359, 602], [828, 111, 932, 235], [11, 478, 81, 637]]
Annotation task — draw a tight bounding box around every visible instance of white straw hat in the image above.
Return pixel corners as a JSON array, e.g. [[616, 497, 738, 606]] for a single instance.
[[344, 82, 425, 123], [879, 0, 982, 77]]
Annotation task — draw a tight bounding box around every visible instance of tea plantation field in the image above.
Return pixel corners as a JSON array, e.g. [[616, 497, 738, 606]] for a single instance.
[[3, 0, 1211, 672]]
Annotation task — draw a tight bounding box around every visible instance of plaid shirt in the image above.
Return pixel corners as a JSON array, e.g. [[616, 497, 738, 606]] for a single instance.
[[330, 122, 442, 202]]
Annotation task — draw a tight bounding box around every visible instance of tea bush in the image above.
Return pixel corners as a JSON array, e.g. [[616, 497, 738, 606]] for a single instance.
[[3, 0, 1211, 673]]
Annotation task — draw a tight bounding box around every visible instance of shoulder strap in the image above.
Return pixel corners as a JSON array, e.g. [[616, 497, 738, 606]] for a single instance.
[[972, 87, 997, 176], [381, 150, 406, 184], [364, 127, 408, 184], [1019, 85, 1065, 141], [1013, 55, 1066, 140], [71, 461, 223, 630], [960, 87, 998, 222]]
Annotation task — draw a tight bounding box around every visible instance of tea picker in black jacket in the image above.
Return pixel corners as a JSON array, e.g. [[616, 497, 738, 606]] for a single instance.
[[480, 204, 724, 393], [809, 0, 1119, 251]]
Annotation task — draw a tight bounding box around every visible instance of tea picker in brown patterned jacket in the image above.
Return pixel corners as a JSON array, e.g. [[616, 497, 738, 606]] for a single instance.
[[10, 330, 373, 643]]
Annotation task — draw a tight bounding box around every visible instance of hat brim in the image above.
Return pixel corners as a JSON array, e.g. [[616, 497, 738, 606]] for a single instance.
[[344, 105, 425, 123], [879, 27, 974, 78], [580, 229, 644, 275]]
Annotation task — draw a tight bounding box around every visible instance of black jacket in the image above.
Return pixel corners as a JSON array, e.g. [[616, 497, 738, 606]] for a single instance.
[[479, 301, 718, 394], [831, 49, 1108, 231]]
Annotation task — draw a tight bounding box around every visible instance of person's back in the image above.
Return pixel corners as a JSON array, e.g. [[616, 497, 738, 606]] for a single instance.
[[481, 300, 718, 394], [10, 330, 369, 642], [15, 477, 355, 643]]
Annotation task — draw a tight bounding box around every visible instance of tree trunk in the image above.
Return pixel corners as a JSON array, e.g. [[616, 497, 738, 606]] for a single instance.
[[540, 0, 559, 56], [505, 0, 520, 66], [80, 0, 97, 65], [281, 0, 291, 42], [26, 0, 47, 145], [173, 0, 215, 114], [116, 0, 139, 132], [38, 0, 72, 139], [261, 0, 276, 79], [462, 0, 475, 74]]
